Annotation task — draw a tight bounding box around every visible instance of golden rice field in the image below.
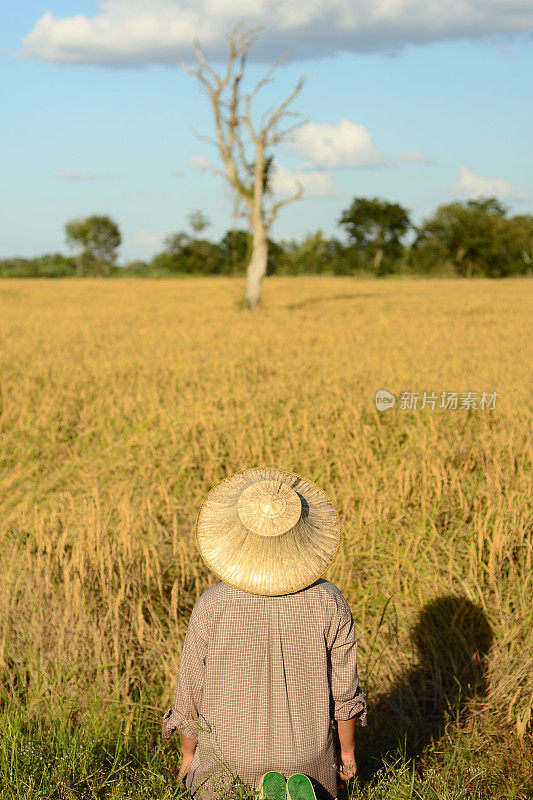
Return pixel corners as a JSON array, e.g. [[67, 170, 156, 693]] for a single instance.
[[0, 275, 532, 795]]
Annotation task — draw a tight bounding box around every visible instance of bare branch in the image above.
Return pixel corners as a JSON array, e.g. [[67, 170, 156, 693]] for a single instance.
[[227, 50, 246, 154], [266, 115, 309, 147], [179, 58, 211, 92], [230, 23, 265, 60], [259, 104, 277, 131], [264, 76, 305, 136], [267, 109, 303, 124], [221, 26, 239, 88], [235, 127, 252, 180], [220, 22, 263, 89], [190, 111, 250, 204], [193, 151, 252, 210], [258, 102, 305, 132], [189, 126, 218, 150], [191, 38, 223, 89], [245, 72, 274, 109], [202, 163, 230, 182], [181, 59, 231, 165], [247, 48, 292, 106], [182, 57, 232, 168], [243, 50, 295, 143], [244, 91, 260, 146], [266, 181, 304, 230]]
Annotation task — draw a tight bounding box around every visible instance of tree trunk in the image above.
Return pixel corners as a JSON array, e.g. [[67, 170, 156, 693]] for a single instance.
[[245, 222, 268, 307], [232, 229, 238, 276], [373, 247, 384, 271], [456, 247, 466, 277]]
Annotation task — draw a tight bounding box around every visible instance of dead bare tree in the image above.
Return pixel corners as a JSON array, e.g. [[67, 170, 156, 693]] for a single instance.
[[180, 22, 307, 307]]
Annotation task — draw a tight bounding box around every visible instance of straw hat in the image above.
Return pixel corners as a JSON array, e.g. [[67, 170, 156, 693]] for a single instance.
[[196, 467, 341, 596]]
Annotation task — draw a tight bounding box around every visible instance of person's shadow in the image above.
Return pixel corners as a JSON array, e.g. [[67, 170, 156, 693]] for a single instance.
[[353, 595, 493, 788]]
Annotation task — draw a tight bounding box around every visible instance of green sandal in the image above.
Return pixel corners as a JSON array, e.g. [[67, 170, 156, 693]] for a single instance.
[[286, 774, 317, 800], [257, 771, 287, 800]]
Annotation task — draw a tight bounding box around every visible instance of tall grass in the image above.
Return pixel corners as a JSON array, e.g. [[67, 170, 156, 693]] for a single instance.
[[0, 276, 531, 798]]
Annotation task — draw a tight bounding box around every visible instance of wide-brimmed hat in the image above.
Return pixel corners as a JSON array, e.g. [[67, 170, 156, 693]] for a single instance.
[[196, 467, 341, 596]]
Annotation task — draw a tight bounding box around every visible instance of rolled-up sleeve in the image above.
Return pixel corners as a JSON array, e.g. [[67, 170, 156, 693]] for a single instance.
[[162, 598, 209, 742], [326, 592, 367, 726]]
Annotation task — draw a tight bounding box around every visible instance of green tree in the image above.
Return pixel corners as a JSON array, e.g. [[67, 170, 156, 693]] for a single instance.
[[158, 232, 224, 274], [502, 214, 533, 275], [0, 258, 38, 278], [414, 197, 510, 278], [123, 260, 150, 276], [65, 215, 121, 276], [277, 230, 339, 275], [33, 253, 77, 277], [338, 197, 411, 275], [164, 232, 190, 257], [187, 210, 211, 235], [265, 237, 284, 276], [219, 229, 253, 275]]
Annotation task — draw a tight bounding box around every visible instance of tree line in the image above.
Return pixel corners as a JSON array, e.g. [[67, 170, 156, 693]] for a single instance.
[[1, 195, 532, 280]]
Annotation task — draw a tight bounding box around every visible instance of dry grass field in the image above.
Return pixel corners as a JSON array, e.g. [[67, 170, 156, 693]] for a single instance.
[[0, 275, 532, 799]]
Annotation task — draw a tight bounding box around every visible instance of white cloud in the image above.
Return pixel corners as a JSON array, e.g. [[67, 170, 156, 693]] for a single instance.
[[289, 120, 389, 168], [188, 154, 211, 170], [270, 160, 342, 198], [172, 168, 184, 176], [18, 1, 533, 66], [56, 169, 95, 179], [401, 150, 435, 164], [453, 166, 529, 201]]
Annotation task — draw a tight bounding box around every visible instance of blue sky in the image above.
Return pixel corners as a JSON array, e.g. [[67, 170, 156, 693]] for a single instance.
[[2, 1, 533, 264]]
